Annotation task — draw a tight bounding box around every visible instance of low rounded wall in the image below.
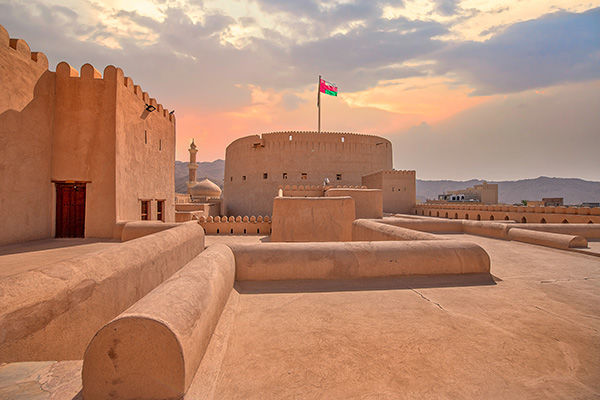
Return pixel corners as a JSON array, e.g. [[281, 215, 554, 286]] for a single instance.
[[120, 221, 180, 241], [462, 221, 511, 240], [507, 228, 588, 249], [230, 241, 490, 281], [83, 244, 234, 400], [352, 219, 439, 241], [271, 196, 355, 242], [513, 224, 600, 240], [0, 222, 205, 362], [325, 188, 383, 219], [381, 217, 464, 233]]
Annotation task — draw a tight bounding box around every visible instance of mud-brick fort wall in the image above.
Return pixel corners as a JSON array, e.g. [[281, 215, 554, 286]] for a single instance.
[[0, 25, 55, 245], [0, 24, 175, 245], [223, 131, 393, 216], [362, 170, 416, 214], [53, 63, 176, 237]]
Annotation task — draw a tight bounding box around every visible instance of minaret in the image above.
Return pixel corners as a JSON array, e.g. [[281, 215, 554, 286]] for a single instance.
[[187, 139, 198, 190]]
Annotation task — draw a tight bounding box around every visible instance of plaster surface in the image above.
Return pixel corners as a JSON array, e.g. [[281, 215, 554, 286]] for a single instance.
[[0, 234, 599, 399], [197, 234, 600, 399], [0, 239, 118, 278]]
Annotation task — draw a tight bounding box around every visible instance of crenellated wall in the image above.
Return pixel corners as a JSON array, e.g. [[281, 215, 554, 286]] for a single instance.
[[198, 215, 272, 235], [224, 131, 393, 216], [414, 203, 600, 224], [0, 25, 55, 244], [0, 23, 176, 245]]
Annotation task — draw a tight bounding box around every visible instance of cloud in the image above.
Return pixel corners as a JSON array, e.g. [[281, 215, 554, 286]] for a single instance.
[[391, 80, 600, 180], [436, 7, 600, 95], [433, 0, 460, 16]]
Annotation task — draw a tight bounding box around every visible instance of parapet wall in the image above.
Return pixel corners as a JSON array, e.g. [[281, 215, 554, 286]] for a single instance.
[[83, 244, 235, 400], [0, 222, 205, 362], [415, 204, 600, 224], [230, 241, 491, 281], [325, 188, 383, 219], [198, 215, 272, 235], [271, 197, 355, 242]]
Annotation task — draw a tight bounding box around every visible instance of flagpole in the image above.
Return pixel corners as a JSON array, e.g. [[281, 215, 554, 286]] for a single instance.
[[317, 74, 321, 134]]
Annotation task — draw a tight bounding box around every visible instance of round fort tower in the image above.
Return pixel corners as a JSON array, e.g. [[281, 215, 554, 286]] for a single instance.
[[223, 131, 393, 216]]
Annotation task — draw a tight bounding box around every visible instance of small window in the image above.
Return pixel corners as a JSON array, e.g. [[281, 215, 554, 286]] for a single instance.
[[282, 172, 288, 179], [301, 173, 307, 180], [141, 200, 150, 220], [157, 200, 165, 221], [341, 137, 345, 142], [336, 174, 342, 180], [263, 173, 268, 179], [159, 139, 162, 151], [230, 176, 233, 182], [392, 187, 395, 192], [289, 135, 293, 141], [144, 130, 148, 144], [242, 176, 246, 181]]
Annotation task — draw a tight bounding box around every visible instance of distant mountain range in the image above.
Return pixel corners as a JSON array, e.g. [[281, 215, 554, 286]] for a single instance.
[[176, 160, 600, 205]]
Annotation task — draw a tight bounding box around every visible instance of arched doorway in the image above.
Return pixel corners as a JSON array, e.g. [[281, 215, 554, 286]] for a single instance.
[[445, 212, 448, 218], [589, 221, 594, 224], [454, 213, 458, 219], [477, 214, 481, 221], [521, 217, 527, 223], [429, 211, 432, 216], [504, 216, 509, 221], [489, 215, 495, 221], [562, 219, 568, 224], [540, 218, 546, 224], [436, 211, 439, 217], [465, 213, 469, 220]]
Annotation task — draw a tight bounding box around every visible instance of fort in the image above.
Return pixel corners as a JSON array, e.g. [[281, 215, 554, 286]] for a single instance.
[[0, 23, 599, 400]]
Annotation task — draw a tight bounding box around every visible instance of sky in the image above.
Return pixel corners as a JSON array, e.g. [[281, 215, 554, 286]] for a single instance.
[[1, 0, 599, 180]]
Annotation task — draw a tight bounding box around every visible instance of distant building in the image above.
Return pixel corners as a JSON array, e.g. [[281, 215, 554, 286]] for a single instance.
[[580, 202, 600, 208], [542, 198, 563, 207], [436, 182, 498, 205]]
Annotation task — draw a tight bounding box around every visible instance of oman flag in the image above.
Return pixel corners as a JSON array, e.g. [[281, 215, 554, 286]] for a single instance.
[[319, 78, 338, 96]]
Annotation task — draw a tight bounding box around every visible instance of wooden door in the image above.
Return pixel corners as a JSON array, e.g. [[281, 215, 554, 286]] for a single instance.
[[55, 183, 86, 238]]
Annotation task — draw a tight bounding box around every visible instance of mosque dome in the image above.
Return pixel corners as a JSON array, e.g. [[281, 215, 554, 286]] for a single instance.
[[188, 178, 221, 198]]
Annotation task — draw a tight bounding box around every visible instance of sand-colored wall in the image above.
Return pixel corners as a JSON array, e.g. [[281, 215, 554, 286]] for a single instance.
[[513, 224, 600, 239], [0, 25, 54, 245], [325, 188, 383, 219], [224, 132, 392, 216], [120, 221, 181, 241], [507, 228, 587, 249], [415, 204, 600, 224], [115, 73, 175, 223], [271, 197, 355, 242], [352, 219, 440, 241], [0, 222, 205, 362], [362, 170, 416, 214], [230, 241, 490, 281], [83, 244, 234, 400], [52, 63, 118, 238]]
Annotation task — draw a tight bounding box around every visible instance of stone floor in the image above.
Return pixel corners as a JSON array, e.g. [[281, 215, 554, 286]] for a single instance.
[[0, 238, 119, 278], [1, 234, 599, 399]]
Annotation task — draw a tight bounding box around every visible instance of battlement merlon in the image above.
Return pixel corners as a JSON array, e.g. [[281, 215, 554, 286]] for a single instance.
[[55, 61, 175, 124], [1, 24, 49, 70]]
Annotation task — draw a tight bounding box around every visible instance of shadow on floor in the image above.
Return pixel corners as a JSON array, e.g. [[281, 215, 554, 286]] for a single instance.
[[235, 273, 497, 294]]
